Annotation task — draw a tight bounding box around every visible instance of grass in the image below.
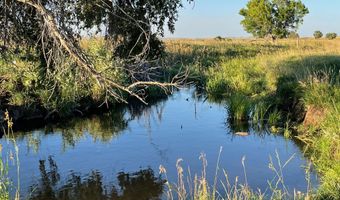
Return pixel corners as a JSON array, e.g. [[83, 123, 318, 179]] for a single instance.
[[0, 149, 10, 200], [226, 93, 251, 121], [0, 112, 20, 200], [160, 148, 314, 200], [165, 38, 340, 199], [0, 38, 129, 119]]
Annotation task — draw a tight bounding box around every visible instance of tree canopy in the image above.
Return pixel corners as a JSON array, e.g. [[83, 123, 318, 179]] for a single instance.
[[1, 0, 193, 59], [313, 31, 323, 39], [0, 0, 192, 105], [239, 0, 309, 40]]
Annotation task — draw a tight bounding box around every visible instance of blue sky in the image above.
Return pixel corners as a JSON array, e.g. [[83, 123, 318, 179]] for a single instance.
[[164, 0, 340, 38]]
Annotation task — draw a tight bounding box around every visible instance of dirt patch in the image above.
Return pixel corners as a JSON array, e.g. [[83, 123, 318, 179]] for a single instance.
[[303, 105, 327, 127]]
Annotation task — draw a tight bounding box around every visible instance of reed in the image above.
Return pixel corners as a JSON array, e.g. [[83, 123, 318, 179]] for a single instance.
[[0, 111, 20, 200], [160, 148, 313, 200]]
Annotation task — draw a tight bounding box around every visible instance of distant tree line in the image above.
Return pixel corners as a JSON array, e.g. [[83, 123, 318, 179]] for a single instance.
[[313, 31, 337, 40]]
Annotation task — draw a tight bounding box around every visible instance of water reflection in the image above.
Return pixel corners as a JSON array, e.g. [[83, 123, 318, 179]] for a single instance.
[[12, 98, 168, 152], [29, 157, 164, 200], [1, 89, 318, 199]]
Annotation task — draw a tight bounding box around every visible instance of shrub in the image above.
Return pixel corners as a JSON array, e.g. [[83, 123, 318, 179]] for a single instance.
[[325, 33, 337, 40], [214, 36, 224, 41], [288, 31, 299, 39], [313, 31, 323, 39]]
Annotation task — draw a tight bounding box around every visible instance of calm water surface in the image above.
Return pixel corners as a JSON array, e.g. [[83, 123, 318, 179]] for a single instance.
[[1, 89, 318, 199]]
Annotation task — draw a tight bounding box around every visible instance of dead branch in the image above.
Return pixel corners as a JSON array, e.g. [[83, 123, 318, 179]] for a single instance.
[[15, 0, 187, 105]]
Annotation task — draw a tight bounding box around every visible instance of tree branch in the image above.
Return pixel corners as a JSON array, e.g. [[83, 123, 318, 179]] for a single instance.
[[15, 0, 186, 105]]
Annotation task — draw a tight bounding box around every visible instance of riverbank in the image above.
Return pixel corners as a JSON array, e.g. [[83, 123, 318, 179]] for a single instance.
[[0, 38, 172, 131], [165, 38, 340, 199]]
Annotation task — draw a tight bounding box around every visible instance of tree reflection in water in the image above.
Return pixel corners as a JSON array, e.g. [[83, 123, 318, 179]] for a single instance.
[[10, 96, 168, 153], [29, 157, 164, 200]]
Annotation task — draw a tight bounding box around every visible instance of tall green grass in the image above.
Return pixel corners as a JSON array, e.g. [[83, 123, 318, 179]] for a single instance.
[[0, 112, 20, 200], [0, 149, 10, 200]]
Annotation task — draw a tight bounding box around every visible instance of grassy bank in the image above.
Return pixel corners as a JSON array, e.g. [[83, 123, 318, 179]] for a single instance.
[[165, 38, 340, 199]]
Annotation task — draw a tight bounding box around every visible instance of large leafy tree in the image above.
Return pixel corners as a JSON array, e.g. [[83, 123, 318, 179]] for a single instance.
[[0, 0, 192, 104], [1, 0, 192, 59], [239, 0, 309, 40]]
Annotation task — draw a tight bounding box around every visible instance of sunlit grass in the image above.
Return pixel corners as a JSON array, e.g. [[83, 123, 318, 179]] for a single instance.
[[160, 148, 314, 200], [0, 111, 20, 200]]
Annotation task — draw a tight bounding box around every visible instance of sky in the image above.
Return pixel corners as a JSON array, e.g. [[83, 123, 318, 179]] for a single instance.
[[163, 0, 340, 38]]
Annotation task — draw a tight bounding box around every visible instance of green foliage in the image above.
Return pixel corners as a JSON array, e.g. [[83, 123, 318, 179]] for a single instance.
[[0, 152, 10, 200], [226, 93, 251, 121], [214, 36, 224, 41], [268, 108, 282, 125], [251, 101, 270, 123], [0, 41, 128, 116], [304, 103, 340, 199], [239, 0, 309, 39], [325, 32, 337, 40], [1, 0, 194, 60], [206, 58, 268, 96], [313, 31, 323, 39]]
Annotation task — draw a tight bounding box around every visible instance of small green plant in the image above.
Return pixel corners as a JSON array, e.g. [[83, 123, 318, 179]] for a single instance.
[[0, 146, 10, 200], [268, 109, 282, 125], [251, 101, 270, 123], [325, 32, 337, 40], [227, 94, 251, 121], [283, 121, 292, 139], [313, 31, 323, 39], [1, 111, 20, 200]]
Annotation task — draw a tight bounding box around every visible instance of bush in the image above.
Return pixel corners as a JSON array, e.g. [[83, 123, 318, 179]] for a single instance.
[[215, 36, 224, 41], [313, 31, 323, 39], [325, 33, 337, 40], [288, 31, 299, 39]]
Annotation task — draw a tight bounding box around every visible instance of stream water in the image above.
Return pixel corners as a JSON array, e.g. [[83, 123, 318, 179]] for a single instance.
[[1, 88, 318, 199]]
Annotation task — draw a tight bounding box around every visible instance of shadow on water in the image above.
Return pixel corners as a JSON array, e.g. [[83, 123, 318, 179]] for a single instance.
[[29, 157, 164, 200], [7, 95, 169, 152]]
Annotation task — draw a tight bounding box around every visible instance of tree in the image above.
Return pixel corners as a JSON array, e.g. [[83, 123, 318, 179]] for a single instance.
[[313, 31, 323, 39], [325, 33, 337, 40], [1, 0, 192, 104], [239, 0, 309, 40]]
